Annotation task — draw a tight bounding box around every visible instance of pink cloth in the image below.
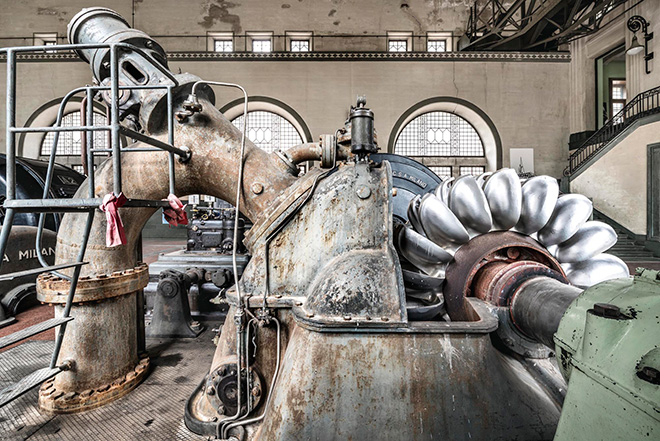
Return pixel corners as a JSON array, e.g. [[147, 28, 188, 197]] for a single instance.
[[99, 192, 127, 247], [163, 194, 189, 227]]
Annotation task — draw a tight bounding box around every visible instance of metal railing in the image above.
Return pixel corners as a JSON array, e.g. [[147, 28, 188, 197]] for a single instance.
[[566, 85, 660, 177], [0, 41, 188, 406]]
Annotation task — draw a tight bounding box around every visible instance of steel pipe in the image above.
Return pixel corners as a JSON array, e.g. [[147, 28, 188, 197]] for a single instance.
[[509, 277, 582, 348]]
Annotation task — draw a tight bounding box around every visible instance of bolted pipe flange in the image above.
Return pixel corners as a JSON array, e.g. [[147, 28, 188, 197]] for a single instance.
[[39, 356, 150, 414]]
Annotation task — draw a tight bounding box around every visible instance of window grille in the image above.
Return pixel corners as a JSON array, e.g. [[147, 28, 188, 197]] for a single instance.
[[394, 111, 484, 157], [252, 39, 272, 53], [427, 40, 446, 52], [428, 166, 452, 179], [459, 166, 486, 176], [290, 40, 310, 52], [388, 40, 408, 52], [231, 111, 303, 153], [41, 112, 109, 156], [214, 39, 233, 52]]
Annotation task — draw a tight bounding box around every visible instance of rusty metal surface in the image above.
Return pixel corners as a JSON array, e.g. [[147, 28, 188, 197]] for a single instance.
[[38, 356, 149, 414], [239, 161, 406, 326], [444, 231, 565, 321], [255, 321, 561, 441], [36, 263, 148, 303]]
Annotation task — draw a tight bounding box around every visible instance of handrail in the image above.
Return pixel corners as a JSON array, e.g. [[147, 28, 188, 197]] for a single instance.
[[566, 85, 660, 177]]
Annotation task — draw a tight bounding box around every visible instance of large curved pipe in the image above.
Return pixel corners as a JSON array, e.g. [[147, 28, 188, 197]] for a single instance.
[[42, 96, 298, 409], [56, 99, 296, 275]]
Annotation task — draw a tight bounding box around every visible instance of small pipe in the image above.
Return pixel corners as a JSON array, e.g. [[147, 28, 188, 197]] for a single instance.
[[509, 277, 582, 348], [284, 142, 321, 164], [223, 316, 281, 436], [80, 95, 88, 176], [110, 45, 122, 196], [50, 209, 95, 368]]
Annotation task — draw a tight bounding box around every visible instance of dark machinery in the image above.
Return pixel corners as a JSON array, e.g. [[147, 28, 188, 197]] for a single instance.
[[22, 8, 658, 441], [145, 198, 251, 337], [0, 156, 83, 327]]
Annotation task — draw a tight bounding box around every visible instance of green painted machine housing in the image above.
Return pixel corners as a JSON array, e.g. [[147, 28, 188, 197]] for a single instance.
[[553, 269, 660, 441]]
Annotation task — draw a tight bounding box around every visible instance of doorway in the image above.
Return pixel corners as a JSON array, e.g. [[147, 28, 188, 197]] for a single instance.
[[595, 45, 627, 128], [649, 143, 660, 242]]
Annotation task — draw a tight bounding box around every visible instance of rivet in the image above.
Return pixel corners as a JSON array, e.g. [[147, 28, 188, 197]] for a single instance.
[[381, 316, 389, 322], [251, 183, 264, 195], [357, 186, 371, 199], [306, 312, 315, 318], [343, 315, 351, 321], [392, 188, 397, 197]]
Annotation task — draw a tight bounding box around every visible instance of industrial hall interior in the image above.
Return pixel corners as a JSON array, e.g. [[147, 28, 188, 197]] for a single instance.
[[0, 0, 659, 440]]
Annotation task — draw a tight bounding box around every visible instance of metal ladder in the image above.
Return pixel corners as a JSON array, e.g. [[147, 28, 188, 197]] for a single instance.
[[0, 42, 185, 407]]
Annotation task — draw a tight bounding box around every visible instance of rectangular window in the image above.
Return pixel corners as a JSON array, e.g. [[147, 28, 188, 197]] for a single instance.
[[286, 31, 313, 52], [387, 32, 412, 52], [207, 32, 233, 52], [610, 79, 626, 124], [248, 32, 274, 53], [252, 39, 272, 52], [34, 33, 57, 53], [214, 39, 233, 52], [291, 40, 310, 52], [388, 40, 408, 52], [427, 39, 447, 52], [427, 32, 453, 52]]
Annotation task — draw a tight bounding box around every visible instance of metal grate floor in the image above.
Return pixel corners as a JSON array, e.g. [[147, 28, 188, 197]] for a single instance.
[[0, 324, 220, 440]]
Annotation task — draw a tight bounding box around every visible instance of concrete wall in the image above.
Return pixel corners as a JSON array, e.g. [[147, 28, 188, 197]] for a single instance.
[[571, 119, 660, 235], [0, 57, 571, 177], [0, 0, 475, 45]]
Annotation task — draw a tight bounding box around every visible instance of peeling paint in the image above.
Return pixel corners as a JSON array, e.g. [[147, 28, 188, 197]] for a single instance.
[[37, 7, 68, 23], [198, 0, 242, 33]]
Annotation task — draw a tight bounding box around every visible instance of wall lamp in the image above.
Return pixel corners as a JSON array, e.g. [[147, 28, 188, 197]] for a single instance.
[[626, 15, 653, 74]]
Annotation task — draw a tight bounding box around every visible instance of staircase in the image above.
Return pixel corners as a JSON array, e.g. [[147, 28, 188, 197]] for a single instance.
[[592, 211, 660, 262], [565, 85, 660, 178]]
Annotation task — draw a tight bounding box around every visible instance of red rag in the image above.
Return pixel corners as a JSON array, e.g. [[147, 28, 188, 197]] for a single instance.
[[99, 192, 127, 247], [163, 194, 189, 227]]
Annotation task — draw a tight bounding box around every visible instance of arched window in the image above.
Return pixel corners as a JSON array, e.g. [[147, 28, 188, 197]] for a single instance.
[[394, 111, 486, 178], [231, 111, 304, 153], [41, 111, 109, 156]]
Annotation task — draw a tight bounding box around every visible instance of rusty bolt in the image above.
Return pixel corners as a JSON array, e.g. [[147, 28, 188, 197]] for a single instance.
[[506, 248, 520, 260], [251, 182, 264, 194], [381, 316, 389, 322], [392, 188, 398, 197], [207, 386, 216, 396]]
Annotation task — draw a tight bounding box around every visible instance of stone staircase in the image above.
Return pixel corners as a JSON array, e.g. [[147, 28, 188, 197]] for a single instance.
[[609, 232, 659, 262], [592, 211, 660, 262]]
